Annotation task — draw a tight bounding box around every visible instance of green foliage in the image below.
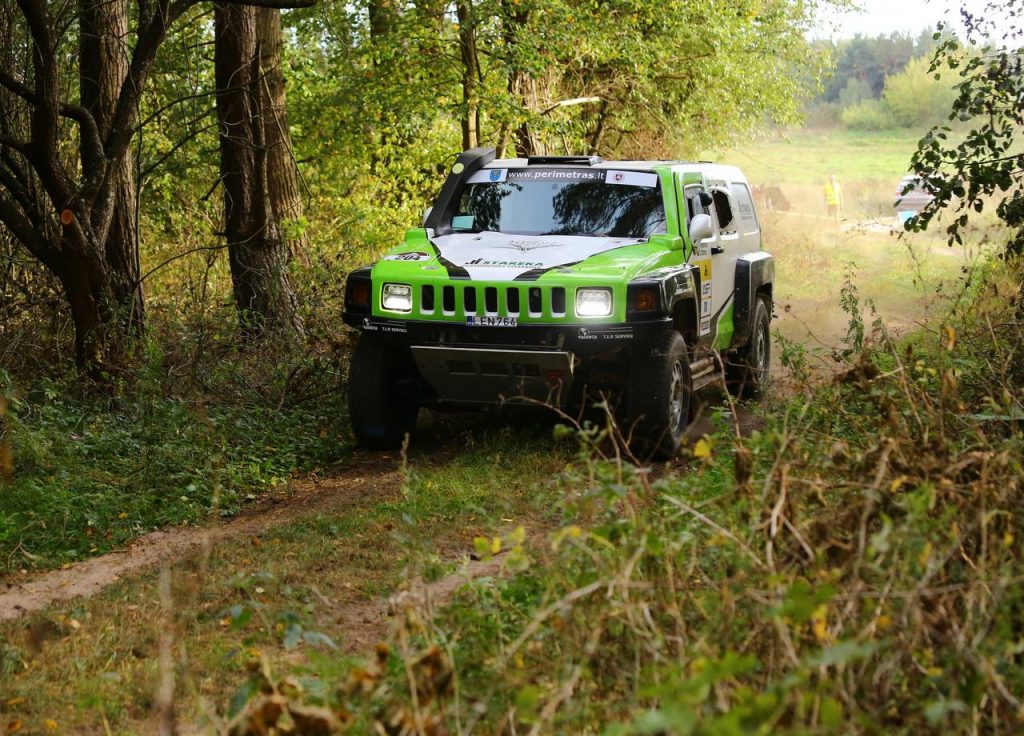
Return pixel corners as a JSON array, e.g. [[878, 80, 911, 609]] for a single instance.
[[882, 56, 958, 128], [839, 98, 893, 131], [820, 30, 940, 103], [836, 77, 873, 107], [0, 353, 349, 572], [908, 2, 1024, 252]]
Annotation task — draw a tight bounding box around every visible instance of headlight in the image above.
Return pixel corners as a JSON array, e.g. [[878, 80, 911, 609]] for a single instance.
[[576, 287, 613, 318], [381, 282, 412, 312]]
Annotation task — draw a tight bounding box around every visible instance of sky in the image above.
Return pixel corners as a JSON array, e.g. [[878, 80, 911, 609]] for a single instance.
[[811, 0, 994, 40]]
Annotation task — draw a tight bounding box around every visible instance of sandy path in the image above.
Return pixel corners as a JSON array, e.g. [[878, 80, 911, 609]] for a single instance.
[[0, 454, 402, 622]]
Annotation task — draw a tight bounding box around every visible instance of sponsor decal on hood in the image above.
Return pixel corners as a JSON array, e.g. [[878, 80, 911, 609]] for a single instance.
[[430, 232, 642, 280]]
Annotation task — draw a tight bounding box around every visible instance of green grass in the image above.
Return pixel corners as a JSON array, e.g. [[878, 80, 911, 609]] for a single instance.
[[0, 365, 351, 573], [703, 127, 931, 185]]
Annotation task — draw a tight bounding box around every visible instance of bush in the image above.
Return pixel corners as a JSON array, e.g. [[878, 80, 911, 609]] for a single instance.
[[840, 99, 894, 131], [883, 56, 958, 128]]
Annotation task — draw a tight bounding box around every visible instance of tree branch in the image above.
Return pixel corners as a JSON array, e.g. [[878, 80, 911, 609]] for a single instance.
[[0, 191, 57, 269], [60, 102, 105, 170], [226, 0, 316, 7], [0, 68, 37, 105], [17, 0, 74, 208]]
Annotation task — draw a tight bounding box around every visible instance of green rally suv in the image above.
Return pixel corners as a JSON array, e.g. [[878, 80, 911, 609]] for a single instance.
[[342, 147, 774, 458]]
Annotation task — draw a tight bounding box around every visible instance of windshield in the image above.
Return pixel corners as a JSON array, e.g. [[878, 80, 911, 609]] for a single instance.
[[453, 168, 667, 238]]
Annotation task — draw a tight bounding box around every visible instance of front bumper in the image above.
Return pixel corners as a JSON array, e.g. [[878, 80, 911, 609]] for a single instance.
[[342, 312, 669, 355], [411, 345, 574, 405], [343, 313, 671, 406]]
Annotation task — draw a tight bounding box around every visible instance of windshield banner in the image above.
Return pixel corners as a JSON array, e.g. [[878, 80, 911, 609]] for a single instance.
[[468, 168, 657, 187]]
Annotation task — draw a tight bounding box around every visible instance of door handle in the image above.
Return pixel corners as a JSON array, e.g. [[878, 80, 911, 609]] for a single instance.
[[711, 245, 725, 255]]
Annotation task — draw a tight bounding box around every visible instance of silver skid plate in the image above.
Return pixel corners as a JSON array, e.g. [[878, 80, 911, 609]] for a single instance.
[[411, 346, 574, 406]]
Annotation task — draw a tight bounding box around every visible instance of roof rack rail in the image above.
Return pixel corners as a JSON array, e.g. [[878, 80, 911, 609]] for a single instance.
[[526, 155, 604, 166]]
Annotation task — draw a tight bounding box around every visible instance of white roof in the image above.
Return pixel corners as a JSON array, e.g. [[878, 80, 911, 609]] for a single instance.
[[483, 158, 748, 182]]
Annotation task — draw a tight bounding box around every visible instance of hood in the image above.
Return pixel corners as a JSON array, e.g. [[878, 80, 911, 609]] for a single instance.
[[430, 231, 644, 281]]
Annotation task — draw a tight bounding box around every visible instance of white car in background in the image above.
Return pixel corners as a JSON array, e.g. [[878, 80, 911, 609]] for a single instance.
[[895, 175, 936, 223]]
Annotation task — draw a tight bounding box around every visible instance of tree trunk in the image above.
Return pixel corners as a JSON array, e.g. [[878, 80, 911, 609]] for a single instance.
[[456, 0, 479, 150], [58, 230, 120, 373], [501, 5, 535, 157], [511, 71, 537, 157], [215, 1, 303, 340], [79, 0, 144, 335], [256, 8, 308, 260], [588, 99, 610, 155]]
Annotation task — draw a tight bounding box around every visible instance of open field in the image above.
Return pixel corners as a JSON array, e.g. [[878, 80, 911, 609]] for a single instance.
[[704, 128, 926, 186], [706, 129, 984, 383]]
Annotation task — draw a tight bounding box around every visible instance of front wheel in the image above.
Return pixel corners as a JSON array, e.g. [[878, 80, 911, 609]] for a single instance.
[[624, 331, 692, 461], [348, 335, 420, 449], [726, 297, 771, 399]]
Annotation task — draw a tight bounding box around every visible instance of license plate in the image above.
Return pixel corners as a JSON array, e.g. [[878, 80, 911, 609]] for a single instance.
[[466, 316, 518, 327]]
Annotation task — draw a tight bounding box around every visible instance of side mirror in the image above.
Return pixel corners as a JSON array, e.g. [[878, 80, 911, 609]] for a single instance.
[[688, 213, 713, 244], [422, 206, 433, 226]]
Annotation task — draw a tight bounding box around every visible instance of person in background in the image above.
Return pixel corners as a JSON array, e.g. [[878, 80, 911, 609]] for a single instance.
[[824, 174, 844, 224]]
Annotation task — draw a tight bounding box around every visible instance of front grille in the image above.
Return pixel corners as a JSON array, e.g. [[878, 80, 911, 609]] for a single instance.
[[403, 283, 594, 320], [528, 287, 542, 315], [551, 287, 566, 315]]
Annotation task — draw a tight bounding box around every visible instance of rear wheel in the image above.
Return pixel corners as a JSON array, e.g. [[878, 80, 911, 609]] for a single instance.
[[624, 331, 692, 460], [348, 334, 420, 449], [726, 297, 771, 399]]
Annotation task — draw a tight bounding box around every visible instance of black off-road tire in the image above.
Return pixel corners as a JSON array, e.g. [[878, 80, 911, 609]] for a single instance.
[[348, 335, 420, 449], [624, 330, 692, 461], [726, 297, 771, 399]]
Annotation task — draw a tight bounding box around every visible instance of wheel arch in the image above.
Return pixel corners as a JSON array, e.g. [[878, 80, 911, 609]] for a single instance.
[[732, 252, 774, 350]]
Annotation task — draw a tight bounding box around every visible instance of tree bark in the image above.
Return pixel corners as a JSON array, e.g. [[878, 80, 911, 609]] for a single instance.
[[215, 1, 303, 340], [456, 0, 479, 150], [510, 71, 538, 157], [500, 4, 537, 157], [588, 99, 610, 155], [256, 8, 308, 260], [79, 0, 143, 334]]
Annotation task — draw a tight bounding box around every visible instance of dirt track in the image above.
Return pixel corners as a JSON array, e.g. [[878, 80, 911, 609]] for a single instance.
[[0, 455, 403, 622]]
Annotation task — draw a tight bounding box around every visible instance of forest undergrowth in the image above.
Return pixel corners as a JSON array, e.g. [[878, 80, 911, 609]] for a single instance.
[[226, 259, 1024, 734]]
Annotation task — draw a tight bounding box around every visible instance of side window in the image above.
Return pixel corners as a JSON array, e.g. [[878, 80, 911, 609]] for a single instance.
[[711, 189, 734, 233], [730, 182, 759, 235]]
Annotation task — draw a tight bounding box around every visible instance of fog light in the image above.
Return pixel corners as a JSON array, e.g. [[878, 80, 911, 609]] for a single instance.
[[576, 288, 613, 318], [382, 282, 412, 312]]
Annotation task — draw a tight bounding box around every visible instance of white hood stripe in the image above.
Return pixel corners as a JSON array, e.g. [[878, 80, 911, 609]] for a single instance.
[[430, 232, 642, 280]]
